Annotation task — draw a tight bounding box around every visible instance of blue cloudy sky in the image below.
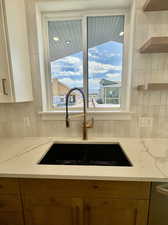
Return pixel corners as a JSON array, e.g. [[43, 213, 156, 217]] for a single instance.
[[51, 41, 123, 94]]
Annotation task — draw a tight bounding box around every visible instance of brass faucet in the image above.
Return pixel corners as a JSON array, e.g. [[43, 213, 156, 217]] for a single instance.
[[65, 88, 94, 140]]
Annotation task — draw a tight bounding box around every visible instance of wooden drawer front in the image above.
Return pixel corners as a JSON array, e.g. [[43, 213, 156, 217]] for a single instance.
[[0, 194, 22, 211], [23, 195, 75, 210], [0, 212, 24, 225], [0, 178, 19, 194], [20, 179, 150, 199]]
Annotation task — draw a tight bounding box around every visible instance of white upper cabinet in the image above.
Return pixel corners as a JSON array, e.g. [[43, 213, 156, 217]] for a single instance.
[[0, 0, 33, 103], [0, 0, 12, 102]]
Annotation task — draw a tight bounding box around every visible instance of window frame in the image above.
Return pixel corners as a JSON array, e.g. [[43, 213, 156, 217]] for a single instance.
[[42, 9, 130, 112]]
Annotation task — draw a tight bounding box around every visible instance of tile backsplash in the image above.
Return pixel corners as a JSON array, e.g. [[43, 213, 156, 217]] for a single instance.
[[0, 0, 168, 138]]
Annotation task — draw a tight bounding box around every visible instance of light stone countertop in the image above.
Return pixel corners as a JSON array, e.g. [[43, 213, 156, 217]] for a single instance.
[[0, 137, 168, 182]]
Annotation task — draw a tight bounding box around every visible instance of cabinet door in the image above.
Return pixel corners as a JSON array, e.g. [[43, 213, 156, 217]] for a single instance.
[[0, 0, 12, 102], [0, 212, 24, 225], [0, 193, 24, 225], [0, 0, 33, 103], [4, 0, 33, 102], [24, 196, 83, 225], [84, 198, 149, 225]]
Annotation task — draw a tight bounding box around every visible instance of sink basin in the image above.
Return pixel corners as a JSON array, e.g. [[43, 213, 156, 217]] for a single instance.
[[39, 143, 132, 167]]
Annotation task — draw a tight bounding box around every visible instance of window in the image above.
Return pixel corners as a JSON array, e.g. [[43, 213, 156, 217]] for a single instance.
[[87, 16, 124, 109], [43, 12, 128, 111], [48, 19, 83, 108]]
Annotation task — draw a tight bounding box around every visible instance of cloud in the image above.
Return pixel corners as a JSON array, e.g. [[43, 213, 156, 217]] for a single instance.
[[89, 61, 122, 74], [108, 53, 121, 57], [88, 52, 99, 59], [59, 78, 83, 88], [89, 78, 101, 89], [52, 70, 82, 77], [59, 77, 101, 92], [89, 47, 99, 54], [51, 55, 83, 77], [106, 73, 121, 80], [58, 56, 82, 65]]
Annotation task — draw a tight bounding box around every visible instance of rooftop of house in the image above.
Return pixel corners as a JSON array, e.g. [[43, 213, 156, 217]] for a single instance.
[[100, 79, 119, 86]]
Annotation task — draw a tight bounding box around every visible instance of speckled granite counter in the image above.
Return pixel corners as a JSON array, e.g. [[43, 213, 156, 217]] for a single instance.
[[0, 137, 167, 182]]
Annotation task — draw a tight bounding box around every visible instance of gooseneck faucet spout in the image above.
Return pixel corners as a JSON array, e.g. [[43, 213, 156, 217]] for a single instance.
[[65, 88, 93, 140]]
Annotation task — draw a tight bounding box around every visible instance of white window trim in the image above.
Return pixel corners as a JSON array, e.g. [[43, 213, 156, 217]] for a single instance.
[[36, 6, 135, 120], [39, 111, 133, 121]]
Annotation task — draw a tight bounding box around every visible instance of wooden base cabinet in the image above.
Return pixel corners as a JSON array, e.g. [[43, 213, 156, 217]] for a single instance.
[[20, 179, 150, 225], [0, 179, 150, 225], [0, 178, 24, 225]]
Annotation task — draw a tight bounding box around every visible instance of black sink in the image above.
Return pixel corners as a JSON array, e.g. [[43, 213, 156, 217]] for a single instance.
[[39, 143, 132, 167]]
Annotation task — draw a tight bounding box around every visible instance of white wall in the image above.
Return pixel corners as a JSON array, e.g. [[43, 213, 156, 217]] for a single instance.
[[0, 0, 168, 138]]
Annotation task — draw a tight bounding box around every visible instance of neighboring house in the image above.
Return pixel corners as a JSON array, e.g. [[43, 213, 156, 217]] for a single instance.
[[52, 79, 72, 106], [52, 78, 82, 107], [97, 79, 121, 105]]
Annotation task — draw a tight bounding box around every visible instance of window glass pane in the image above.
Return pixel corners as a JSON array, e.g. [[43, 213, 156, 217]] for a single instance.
[[87, 16, 124, 108], [48, 19, 83, 108]]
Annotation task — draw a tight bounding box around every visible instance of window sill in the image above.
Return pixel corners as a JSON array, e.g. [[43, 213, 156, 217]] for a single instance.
[[39, 111, 133, 121]]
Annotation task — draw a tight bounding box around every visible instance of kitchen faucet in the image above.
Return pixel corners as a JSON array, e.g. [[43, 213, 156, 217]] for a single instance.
[[65, 88, 94, 140]]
